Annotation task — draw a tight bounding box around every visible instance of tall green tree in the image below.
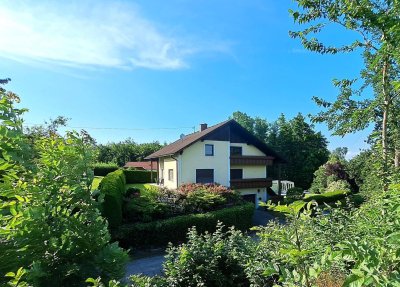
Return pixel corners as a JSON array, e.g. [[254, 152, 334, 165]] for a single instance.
[[231, 112, 329, 189], [290, 0, 400, 189]]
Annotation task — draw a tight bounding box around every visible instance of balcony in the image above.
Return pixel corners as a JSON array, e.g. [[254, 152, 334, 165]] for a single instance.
[[230, 178, 272, 189], [230, 155, 274, 166]]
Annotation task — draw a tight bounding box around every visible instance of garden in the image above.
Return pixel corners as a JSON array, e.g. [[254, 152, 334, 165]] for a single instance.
[[94, 168, 254, 248]]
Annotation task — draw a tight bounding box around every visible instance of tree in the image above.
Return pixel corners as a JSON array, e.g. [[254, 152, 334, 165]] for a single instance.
[[330, 147, 348, 162], [0, 82, 128, 286], [290, 0, 400, 189], [96, 139, 163, 166], [231, 112, 329, 189]]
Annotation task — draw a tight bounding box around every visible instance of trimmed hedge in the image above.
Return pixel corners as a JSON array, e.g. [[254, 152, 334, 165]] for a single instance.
[[99, 170, 126, 229], [93, 163, 119, 176], [115, 202, 254, 248], [123, 169, 156, 184], [303, 190, 348, 204]]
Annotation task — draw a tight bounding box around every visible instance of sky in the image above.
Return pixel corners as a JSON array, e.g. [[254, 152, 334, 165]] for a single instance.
[[1, 0, 371, 158]]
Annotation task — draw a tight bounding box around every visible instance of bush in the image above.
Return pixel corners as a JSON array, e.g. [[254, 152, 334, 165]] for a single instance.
[[115, 202, 254, 248], [178, 183, 241, 211], [93, 163, 119, 176], [286, 187, 303, 197], [303, 190, 348, 204], [184, 189, 227, 212], [178, 183, 232, 195], [285, 187, 304, 203], [161, 223, 254, 287], [124, 169, 155, 183], [326, 180, 351, 193], [124, 196, 171, 223], [92, 242, 129, 283], [99, 169, 126, 229]]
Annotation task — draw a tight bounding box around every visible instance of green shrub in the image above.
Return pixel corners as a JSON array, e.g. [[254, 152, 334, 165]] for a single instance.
[[124, 196, 171, 223], [99, 169, 126, 229], [124, 169, 156, 183], [92, 242, 129, 283], [284, 187, 304, 203], [184, 189, 227, 212], [161, 223, 254, 287], [115, 202, 254, 248], [303, 190, 348, 204], [286, 187, 303, 197], [93, 163, 119, 176], [326, 180, 351, 193]]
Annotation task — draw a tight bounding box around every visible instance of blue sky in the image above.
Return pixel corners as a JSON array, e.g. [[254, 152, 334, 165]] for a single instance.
[[1, 0, 370, 157]]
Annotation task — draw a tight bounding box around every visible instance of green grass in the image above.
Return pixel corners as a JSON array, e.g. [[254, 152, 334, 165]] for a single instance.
[[91, 176, 104, 190], [126, 183, 158, 197], [126, 183, 153, 190], [93, 177, 157, 196]]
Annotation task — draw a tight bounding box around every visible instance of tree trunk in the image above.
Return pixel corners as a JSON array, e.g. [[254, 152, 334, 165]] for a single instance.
[[382, 58, 390, 191]]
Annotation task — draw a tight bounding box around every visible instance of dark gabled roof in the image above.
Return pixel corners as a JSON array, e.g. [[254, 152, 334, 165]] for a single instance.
[[124, 161, 158, 170], [145, 119, 286, 163], [145, 120, 230, 159]]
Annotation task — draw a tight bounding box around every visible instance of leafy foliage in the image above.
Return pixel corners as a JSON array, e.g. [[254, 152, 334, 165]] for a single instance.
[[232, 112, 329, 189], [93, 163, 119, 176], [124, 194, 170, 223], [286, 187, 303, 197], [0, 84, 128, 286], [290, 0, 400, 187], [99, 169, 126, 229], [115, 203, 254, 248], [310, 155, 357, 194], [96, 139, 163, 166], [124, 169, 155, 184], [161, 223, 254, 287]]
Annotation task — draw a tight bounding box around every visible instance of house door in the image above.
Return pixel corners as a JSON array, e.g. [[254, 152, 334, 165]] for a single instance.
[[242, 194, 256, 204]]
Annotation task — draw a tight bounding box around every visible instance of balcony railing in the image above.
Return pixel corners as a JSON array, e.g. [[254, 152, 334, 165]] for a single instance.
[[230, 155, 274, 166], [230, 178, 272, 189]]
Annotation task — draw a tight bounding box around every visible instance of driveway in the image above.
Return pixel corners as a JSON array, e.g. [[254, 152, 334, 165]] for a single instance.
[[252, 208, 281, 226], [125, 254, 165, 279], [125, 209, 281, 279]]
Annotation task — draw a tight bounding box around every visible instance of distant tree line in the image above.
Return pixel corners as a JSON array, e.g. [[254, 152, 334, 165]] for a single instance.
[[24, 117, 164, 167], [96, 139, 164, 166], [231, 111, 330, 189]]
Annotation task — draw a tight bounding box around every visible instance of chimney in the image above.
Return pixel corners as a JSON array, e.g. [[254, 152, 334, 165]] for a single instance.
[[200, 123, 208, 131]]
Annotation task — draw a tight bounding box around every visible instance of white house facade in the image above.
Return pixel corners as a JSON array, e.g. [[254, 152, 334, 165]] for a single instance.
[[146, 120, 286, 208]]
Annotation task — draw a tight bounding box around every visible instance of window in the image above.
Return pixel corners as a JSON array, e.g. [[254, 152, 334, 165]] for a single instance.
[[196, 169, 214, 184], [230, 146, 242, 156], [168, 169, 174, 181], [230, 169, 243, 180], [205, 144, 214, 156]]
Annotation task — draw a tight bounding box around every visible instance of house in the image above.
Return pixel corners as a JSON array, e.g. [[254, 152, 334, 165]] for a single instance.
[[145, 119, 286, 207], [124, 161, 158, 171]]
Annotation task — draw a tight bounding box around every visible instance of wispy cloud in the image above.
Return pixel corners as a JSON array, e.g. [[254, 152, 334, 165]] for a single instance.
[[0, 0, 224, 70]]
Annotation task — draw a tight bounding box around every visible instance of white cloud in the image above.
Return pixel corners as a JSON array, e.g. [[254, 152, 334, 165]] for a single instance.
[[0, 1, 208, 70]]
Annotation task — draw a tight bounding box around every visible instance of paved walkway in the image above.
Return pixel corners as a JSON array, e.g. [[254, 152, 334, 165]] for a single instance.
[[125, 209, 281, 279], [125, 254, 165, 278]]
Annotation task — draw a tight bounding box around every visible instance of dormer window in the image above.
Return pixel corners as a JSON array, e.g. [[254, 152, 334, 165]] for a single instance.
[[205, 144, 214, 156], [230, 146, 242, 156]]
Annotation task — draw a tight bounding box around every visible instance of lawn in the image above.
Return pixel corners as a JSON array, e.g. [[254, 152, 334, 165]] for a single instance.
[[92, 176, 156, 196], [126, 183, 156, 197]]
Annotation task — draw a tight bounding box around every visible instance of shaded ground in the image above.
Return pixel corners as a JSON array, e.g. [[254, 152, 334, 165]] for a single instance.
[[252, 208, 283, 226], [125, 254, 165, 279], [124, 208, 282, 279]]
